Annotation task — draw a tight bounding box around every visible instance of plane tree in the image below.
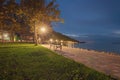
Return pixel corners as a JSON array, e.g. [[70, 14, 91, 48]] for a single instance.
[[20, 0, 62, 45], [0, 0, 21, 42]]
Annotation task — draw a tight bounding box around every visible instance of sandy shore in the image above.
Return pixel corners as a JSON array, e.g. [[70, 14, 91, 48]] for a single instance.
[[42, 44, 120, 79]]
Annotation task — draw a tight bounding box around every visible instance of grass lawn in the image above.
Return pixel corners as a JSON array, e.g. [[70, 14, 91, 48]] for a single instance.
[[0, 43, 114, 80]]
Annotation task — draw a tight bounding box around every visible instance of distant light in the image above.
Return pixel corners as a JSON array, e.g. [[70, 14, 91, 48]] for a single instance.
[[56, 39, 58, 42], [61, 40, 63, 42], [4, 33, 8, 38], [50, 38, 53, 42]]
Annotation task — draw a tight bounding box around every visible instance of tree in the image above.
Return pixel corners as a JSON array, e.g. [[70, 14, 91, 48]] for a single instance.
[[5, 0, 21, 42], [0, 0, 21, 42], [20, 0, 62, 45], [0, 0, 9, 42]]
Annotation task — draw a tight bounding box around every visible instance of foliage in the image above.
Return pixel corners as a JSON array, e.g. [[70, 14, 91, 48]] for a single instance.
[[20, 0, 62, 45], [0, 0, 62, 44], [0, 0, 22, 41], [0, 0, 20, 31]]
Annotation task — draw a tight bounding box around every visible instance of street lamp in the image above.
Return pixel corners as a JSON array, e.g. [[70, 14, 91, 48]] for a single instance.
[[37, 27, 47, 44], [3, 33, 8, 38], [50, 38, 53, 42], [40, 27, 46, 33]]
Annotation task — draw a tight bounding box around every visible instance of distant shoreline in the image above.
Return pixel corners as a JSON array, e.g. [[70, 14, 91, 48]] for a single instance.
[[74, 40, 120, 55], [73, 46, 120, 56]]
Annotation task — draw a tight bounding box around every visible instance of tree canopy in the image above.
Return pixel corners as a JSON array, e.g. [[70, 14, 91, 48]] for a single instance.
[[0, 0, 62, 44]]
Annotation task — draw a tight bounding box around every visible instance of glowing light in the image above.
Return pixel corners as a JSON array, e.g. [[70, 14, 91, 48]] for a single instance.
[[40, 27, 46, 32], [0, 35, 2, 39], [4, 33, 8, 38], [56, 39, 58, 42], [50, 38, 53, 42], [61, 40, 63, 42]]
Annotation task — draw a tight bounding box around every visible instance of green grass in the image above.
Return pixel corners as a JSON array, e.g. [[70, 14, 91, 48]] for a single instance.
[[0, 43, 114, 80]]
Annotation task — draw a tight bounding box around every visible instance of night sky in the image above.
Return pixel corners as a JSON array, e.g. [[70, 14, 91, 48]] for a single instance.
[[53, 0, 120, 37]]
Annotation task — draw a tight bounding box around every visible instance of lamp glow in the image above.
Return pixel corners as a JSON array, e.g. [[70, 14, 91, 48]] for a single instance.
[[56, 39, 58, 42], [40, 27, 46, 32], [0, 35, 2, 39], [61, 40, 63, 42], [50, 38, 53, 42], [4, 33, 8, 38]]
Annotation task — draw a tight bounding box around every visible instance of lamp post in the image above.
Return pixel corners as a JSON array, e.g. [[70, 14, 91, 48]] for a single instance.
[[34, 22, 47, 46], [40, 27, 46, 43], [34, 21, 38, 46]]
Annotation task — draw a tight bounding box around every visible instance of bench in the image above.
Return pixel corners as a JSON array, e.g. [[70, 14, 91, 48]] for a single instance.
[[55, 44, 62, 50]]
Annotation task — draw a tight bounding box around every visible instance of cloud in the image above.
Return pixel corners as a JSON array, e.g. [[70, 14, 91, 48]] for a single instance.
[[113, 31, 120, 35], [63, 33, 90, 38], [110, 30, 120, 37], [63, 33, 80, 37]]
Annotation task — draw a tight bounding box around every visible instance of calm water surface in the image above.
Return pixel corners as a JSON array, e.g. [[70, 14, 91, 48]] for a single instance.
[[73, 35, 120, 54]]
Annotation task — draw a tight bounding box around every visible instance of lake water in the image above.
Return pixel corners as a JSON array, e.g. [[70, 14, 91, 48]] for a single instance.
[[73, 35, 120, 54]]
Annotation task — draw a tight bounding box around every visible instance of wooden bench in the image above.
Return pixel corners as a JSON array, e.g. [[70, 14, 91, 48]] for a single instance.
[[55, 44, 62, 50]]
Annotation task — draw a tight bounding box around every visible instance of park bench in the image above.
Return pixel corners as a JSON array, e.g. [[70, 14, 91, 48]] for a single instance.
[[49, 41, 63, 50], [55, 44, 62, 50]]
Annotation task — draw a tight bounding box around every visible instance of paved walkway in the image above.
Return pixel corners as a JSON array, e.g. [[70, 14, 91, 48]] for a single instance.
[[42, 44, 120, 79]]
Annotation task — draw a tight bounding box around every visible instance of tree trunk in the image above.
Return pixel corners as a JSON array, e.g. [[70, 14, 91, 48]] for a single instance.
[[33, 35, 34, 43], [10, 31, 14, 42], [1, 30, 4, 43], [34, 22, 38, 46], [35, 33, 38, 46], [1, 24, 4, 43], [20, 35, 23, 42]]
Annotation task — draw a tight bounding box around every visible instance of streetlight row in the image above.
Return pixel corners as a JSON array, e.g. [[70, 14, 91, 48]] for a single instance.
[[49, 38, 63, 43]]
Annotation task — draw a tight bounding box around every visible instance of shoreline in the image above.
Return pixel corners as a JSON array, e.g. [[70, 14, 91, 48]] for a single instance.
[[73, 42, 120, 56], [42, 44, 120, 79], [74, 47, 120, 56]]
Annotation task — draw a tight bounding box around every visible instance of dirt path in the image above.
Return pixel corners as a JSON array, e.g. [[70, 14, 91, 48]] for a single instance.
[[42, 44, 120, 79]]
